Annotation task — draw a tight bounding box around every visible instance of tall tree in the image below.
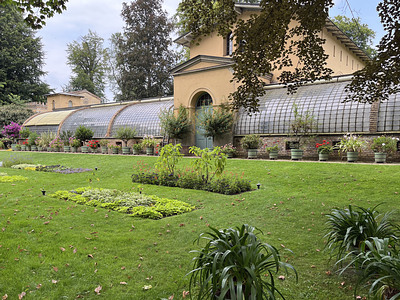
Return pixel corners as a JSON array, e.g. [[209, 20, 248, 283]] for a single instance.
[[115, 0, 175, 101], [66, 30, 108, 99], [0, 4, 50, 104], [0, 0, 68, 29], [177, 0, 400, 112], [332, 15, 376, 58]]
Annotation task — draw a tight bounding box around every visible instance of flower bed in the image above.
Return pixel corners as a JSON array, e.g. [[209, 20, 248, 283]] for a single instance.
[[11, 164, 92, 174], [50, 187, 195, 219]]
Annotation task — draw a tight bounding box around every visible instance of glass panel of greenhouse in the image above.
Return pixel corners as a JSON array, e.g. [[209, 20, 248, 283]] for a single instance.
[[111, 99, 174, 137], [235, 80, 371, 135], [377, 93, 400, 132], [60, 104, 124, 138]]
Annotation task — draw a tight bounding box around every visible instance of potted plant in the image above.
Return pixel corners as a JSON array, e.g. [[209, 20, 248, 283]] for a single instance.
[[115, 126, 137, 154], [288, 103, 316, 160], [49, 136, 63, 152], [240, 134, 262, 158], [159, 105, 192, 142], [370, 136, 399, 163], [2, 122, 21, 150], [142, 135, 157, 155], [337, 133, 365, 162], [220, 143, 236, 158], [60, 130, 74, 152], [39, 131, 56, 152], [132, 143, 142, 155], [69, 137, 80, 152], [74, 126, 94, 150], [99, 139, 109, 154], [108, 144, 120, 154], [87, 140, 99, 153], [27, 132, 39, 151], [21, 139, 29, 151], [264, 140, 280, 160], [316, 140, 333, 161]]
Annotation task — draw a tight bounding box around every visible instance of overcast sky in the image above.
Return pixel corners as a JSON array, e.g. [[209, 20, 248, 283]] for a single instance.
[[37, 0, 384, 102]]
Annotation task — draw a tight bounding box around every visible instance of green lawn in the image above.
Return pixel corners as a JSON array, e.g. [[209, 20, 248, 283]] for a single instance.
[[0, 151, 399, 299]]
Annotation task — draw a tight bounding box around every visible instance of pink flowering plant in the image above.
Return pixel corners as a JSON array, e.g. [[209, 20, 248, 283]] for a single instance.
[[316, 140, 333, 154], [49, 136, 63, 149], [221, 143, 236, 155], [2, 122, 21, 143], [69, 137, 81, 147]]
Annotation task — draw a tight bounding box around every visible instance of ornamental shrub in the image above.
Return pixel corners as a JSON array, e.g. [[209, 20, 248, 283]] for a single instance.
[[159, 105, 191, 140], [2, 122, 21, 142], [197, 104, 234, 138], [74, 125, 94, 144]]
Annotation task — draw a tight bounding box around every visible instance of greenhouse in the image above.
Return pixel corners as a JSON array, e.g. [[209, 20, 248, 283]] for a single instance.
[[23, 97, 174, 138], [22, 78, 400, 147]]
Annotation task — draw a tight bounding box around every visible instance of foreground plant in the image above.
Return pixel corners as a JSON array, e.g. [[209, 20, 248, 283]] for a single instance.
[[324, 205, 399, 263], [188, 224, 297, 300]]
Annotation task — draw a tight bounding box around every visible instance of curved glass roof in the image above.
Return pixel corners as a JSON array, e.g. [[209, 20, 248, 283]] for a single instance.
[[377, 93, 400, 132], [60, 104, 123, 138], [235, 80, 372, 135], [25, 110, 77, 126], [111, 100, 174, 137]]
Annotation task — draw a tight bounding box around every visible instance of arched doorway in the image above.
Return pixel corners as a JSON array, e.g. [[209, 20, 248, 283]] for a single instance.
[[195, 92, 213, 149]]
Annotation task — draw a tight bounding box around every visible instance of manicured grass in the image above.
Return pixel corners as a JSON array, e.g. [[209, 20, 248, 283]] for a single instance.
[[1, 151, 400, 299]]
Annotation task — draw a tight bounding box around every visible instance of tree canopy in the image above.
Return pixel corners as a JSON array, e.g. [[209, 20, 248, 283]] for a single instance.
[[113, 0, 176, 101], [0, 0, 68, 29], [332, 15, 376, 58], [66, 30, 108, 99], [177, 0, 400, 113], [0, 4, 50, 104]]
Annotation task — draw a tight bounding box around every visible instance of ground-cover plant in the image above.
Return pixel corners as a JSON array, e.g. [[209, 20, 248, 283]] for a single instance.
[[50, 187, 195, 219], [324, 205, 400, 264], [188, 224, 297, 299], [10, 164, 93, 174], [1, 153, 33, 167], [0, 173, 28, 183]]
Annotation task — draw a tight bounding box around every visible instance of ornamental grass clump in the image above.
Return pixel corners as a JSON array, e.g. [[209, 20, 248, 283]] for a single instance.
[[188, 224, 297, 300], [337, 133, 365, 153], [324, 205, 400, 264], [348, 237, 400, 300]]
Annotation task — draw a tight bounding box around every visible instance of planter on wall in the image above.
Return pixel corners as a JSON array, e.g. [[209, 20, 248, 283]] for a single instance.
[[132, 148, 140, 155], [290, 149, 303, 160], [101, 146, 108, 154], [111, 148, 119, 154], [71, 146, 77, 153], [122, 146, 131, 155], [374, 152, 387, 163], [81, 146, 89, 153], [146, 147, 154, 155], [269, 151, 278, 160], [64, 146, 71, 152], [30, 145, 38, 151], [247, 149, 257, 159], [318, 153, 329, 161], [346, 151, 358, 162]]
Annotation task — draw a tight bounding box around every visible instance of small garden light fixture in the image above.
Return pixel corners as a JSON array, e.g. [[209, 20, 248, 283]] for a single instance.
[[257, 183, 261, 189]]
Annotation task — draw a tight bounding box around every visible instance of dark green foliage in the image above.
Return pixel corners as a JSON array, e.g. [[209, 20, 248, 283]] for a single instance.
[[1, 0, 68, 29], [159, 105, 191, 140], [27, 131, 38, 146], [114, 0, 176, 101], [0, 104, 33, 127], [74, 125, 94, 144], [331, 15, 376, 58], [197, 105, 234, 138], [350, 238, 400, 299], [0, 4, 50, 104], [19, 127, 31, 139], [188, 224, 297, 299], [346, 1, 400, 104], [324, 205, 400, 263], [66, 30, 108, 99]]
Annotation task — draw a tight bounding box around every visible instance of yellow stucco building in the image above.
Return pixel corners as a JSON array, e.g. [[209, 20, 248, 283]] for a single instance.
[[46, 90, 102, 111]]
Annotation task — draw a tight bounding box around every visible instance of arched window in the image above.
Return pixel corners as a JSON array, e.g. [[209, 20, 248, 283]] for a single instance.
[[196, 93, 213, 107], [226, 32, 233, 56], [68, 100, 73, 108], [52, 100, 55, 110]]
